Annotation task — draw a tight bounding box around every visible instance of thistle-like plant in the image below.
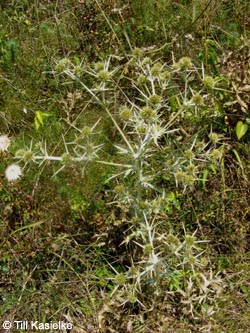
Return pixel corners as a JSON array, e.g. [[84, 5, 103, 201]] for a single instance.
[[5, 51, 226, 319]]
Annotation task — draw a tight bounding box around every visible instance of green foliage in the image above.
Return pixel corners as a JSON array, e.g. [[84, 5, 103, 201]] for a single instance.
[[198, 39, 220, 74], [0, 32, 18, 68], [235, 120, 248, 140], [34, 110, 52, 130]]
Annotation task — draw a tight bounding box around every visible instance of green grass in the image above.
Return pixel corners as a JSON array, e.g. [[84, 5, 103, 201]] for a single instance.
[[1, 0, 250, 332]]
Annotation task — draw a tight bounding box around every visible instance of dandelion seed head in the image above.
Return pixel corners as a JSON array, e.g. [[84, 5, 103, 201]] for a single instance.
[[0, 135, 11, 152], [5, 164, 22, 182]]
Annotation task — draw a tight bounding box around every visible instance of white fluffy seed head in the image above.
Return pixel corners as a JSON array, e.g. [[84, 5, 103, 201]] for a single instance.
[[5, 164, 22, 182], [0, 135, 11, 152]]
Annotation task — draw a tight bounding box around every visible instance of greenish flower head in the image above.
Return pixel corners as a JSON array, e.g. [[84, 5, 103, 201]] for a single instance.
[[114, 273, 127, 285], [85, 143, 95, 154], [175, 171, 185, 183], [196, 141, 206, 151], [184, 150, 195, 160], [188, 255, 196, 265], [178, 57, 193, 70], [75, 128, 92, 144], [200, 257, 208, 266], [132, 216, 140, 224], [15, 149, 26, 159], [148, 94, 161, 106], [186, 164, 196, 175], [151, 62, 162, 76], [15, 149, 34, 162], [119, 106, 133, 122], [61, 153, 73, 164], [185, 235, 196, 247], [98, 69, 111, 81], [137, 74, 147, 85], [127, 294, 137, 303], [142, 57, 152, 65], [192, 94, 204, 106], [140, 106, 156, 119], [139, 201, 148, 209], [55, 58, 71, 71], [160, 70, 171, 81], [136, 125, 147, 134], [144, 243, 153, 255], [184, 174, 195, 186], [209, 132, 219, 144], [166, 234, 180, 248], [74, 65, 83, 76], [129, 266, 137, 276], [203, 75, 215, 88], [94, 61, 105, 71], [210, 148, 223, 160], [132, 47, 143, 57], [114, 185, 125, 193]]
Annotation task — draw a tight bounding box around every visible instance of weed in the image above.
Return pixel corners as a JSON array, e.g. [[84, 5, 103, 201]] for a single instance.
[[1, 1, 250, 332]]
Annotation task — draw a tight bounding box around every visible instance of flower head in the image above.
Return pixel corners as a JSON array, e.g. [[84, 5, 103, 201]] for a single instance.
[[119, 106, 133, 122], [0, 135, 11, 152], [55, 58, 71, 72], [148, 94, 161, 106], [142, 57, 152, 65], [140, 106, 156, 120], [203, 75, 215, 88], [132, 47, 143, 57], [209, 132, 219, 144], [5, 164, 22, 182], [151, 62, 162, 76], [94, 61, 105, 71], [177, 57, 193, 70], [191, 93, 204, 106], [137, 74, 147, 85], [97, 69, 111, 81]]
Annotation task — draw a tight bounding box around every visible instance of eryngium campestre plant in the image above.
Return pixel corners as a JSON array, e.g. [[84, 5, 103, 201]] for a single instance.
[[8, 51, 226, 319]]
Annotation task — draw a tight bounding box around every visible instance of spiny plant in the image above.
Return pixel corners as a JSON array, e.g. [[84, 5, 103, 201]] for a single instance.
[[1, 49, 228, 322]]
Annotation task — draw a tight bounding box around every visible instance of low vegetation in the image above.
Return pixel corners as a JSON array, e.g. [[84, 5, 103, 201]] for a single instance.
[[0, 1, 250, 332]]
